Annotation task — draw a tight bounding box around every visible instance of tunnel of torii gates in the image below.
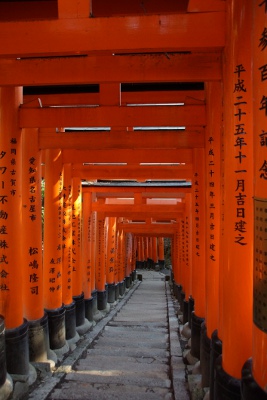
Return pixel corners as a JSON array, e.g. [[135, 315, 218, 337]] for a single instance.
[[0, 1, 267, 400]]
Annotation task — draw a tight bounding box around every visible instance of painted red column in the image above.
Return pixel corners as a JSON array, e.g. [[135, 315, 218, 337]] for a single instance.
[[152, 237, 158, 268], [201, 82, 223, 391], [95, 210, 107, 310], [158, 237, 165, 269], [82, 191, 95, 323], [250, 0, 267, 393], [218, 0, 253, 390], [71, 177, 85, 328], [106, 217, 117, 303], [21, 128, 48, 362], [62, 164, 73, 309], [125, 233, 132, 288], [43, 148, 68, 353], [190, 148, 206, 361], [62, 163, 77, 340], [0, 87, 29, 375], [205, 82, 222, 340]]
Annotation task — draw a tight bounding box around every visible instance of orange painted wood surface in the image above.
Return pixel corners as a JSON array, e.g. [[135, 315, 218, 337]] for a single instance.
[[187, 0, 226, 12], [0, 13, 225, 58], [58, 0, 90, 18], [19, 105, 206, 129], [0, 87, 24, 329], [43, 149, 63, 310], [39, 130, 204, 150], [221, 0, 253, 379], [82, 192, 93, 299], [62, 163, 73, 306], [251, 0, 267, 390], [106, 217, 117, 284], [22, 128, 44, 321], [72, 165, 192, 181], [191, 148, 206, 318], [0, 53, 221, 86], [92, 0, 188, 16], [24, 90, 204, 108], [95, 212, 107, 291], [204, 81, 222, 339], [62, 148, 193, 164], [71, 177, 83, 297]]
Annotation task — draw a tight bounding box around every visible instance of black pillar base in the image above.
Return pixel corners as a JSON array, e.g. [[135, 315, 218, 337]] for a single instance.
[[28, 313, 49, 362], [158, 260, 165, 269], [115, 283, 120, 300], [210, 329, 222, 400], [64, 302, 76, 340], [73, 293, 85, 327], [119, 280, 126, 296], [191, 311, 205, 360], [215, 355, 241, 400], [91, 289, 98, 314], [172, 282, 178, 298], [0, 316, 6, 386], [140, 261, 145, 269], [132, 270, 137, 282], [45, 305, 66, 350], [97, 290, 107, 311], [5, 318, 29, 375], [188, 297, 194, 329], [200, 322, 211, 388], [177, 284, 183, 303], [125, 275, 131, 288], [180, 291, 185, 312], [241, 358, 267, 399], [183, 300, 189, 325], [84, 297, 94, 322], [107, 283, 116, 303]]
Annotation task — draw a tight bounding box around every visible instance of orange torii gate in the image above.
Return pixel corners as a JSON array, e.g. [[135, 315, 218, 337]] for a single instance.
[[1, 1, 267, 400]]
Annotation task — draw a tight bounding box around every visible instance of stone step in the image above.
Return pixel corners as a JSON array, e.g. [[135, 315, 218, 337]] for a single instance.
[[49, 381, 173, 400], [65, 371, 172, 389], [86, 346, 170, 359]]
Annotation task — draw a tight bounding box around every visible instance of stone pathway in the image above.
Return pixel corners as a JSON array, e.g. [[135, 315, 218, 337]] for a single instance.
[[28, 271, 189, 400]]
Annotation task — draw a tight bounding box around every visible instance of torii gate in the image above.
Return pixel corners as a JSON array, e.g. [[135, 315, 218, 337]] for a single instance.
[[0, 2, 266, 400]]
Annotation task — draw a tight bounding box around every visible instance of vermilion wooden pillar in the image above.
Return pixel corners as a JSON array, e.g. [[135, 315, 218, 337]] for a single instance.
[[21, 128, 48, 362], [158, 237, 165, 269], [246, 1, 267, 396], [118, 230, 126, 296], [62, 164, 76, 340], [90, 210, 98, 316], [152, 236, 158, 268], [144, 236, 149, 268], [125, 233, 132, 288], [106, 217, 117, 303], [140, 236, 145, 268], [82, 191, 95, 324], [216, 1, 253, 398], [95, 211, 107, 310], [202, 81, 222, 392], [43, 148, 68, 354], [190, 148, 206, 361], [72, 177, 85, 328], [182, 194, 192, 327], [0, 87, 29, 376], [132, 235, 137, 281]]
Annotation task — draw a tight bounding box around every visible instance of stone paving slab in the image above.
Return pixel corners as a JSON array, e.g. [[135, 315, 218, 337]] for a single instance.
[[93, 334, 168, 349], [64, 371, 172, 389], [86, 346, 170, 359], [80, 353, 168, 366], [49, 381, 171, 400], [104, 324, 168, 334], [26, 272, 190, 400]]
